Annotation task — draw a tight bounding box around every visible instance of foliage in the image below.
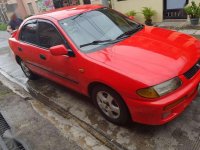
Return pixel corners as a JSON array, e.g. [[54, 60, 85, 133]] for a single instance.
[[184, 1, 200, 18], [126, 10, 137, 17], [0, 23, 7, 31], [141, 7, 156, 20], [25, 15, 33, 19]]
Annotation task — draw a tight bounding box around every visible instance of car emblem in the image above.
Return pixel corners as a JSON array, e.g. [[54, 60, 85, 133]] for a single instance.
[[196, 63, 200, 68]]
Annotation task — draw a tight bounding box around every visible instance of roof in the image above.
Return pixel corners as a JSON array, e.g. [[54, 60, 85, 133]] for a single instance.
[[36, 5, 104, 20]]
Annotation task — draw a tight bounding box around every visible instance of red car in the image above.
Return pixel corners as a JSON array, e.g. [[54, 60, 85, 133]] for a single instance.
[[9, 5, 200, 125]]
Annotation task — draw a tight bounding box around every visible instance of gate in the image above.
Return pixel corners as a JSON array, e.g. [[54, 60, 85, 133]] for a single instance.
[[163, 0, 189, 19], [163, 9, 187, 19]]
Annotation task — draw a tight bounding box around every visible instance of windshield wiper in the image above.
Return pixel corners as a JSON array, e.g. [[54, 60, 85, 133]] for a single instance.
[[80, 25, 144, 48], [80, 40, 113, 48], [72, 13, 84, 20], [116, 30, 135, 40], [115, 24, 144, 40]]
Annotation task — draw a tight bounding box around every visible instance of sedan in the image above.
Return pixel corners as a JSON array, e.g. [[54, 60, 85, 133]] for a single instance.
[[9, 5, 200, 125]]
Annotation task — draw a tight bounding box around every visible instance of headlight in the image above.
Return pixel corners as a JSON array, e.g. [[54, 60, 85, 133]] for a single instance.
[[137, 77, 182, 98]]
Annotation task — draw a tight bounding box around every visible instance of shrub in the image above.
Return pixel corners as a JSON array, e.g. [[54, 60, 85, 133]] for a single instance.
[[184, 1, 200, 18], [0, 23, 7, 31], [25, 15, 33, 19], [126, 10, 136, 17], [142, 7, 156, 21]]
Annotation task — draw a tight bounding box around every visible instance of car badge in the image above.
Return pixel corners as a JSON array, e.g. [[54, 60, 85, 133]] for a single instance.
[[196, 63, 200, 68]]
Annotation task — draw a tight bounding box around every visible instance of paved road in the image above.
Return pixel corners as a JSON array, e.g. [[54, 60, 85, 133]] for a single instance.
[[0, 31, 109, 150], [0, 77, 82, 150], [0, 31, 200, 150]]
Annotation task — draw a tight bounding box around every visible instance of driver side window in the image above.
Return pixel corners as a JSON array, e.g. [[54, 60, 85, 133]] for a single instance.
[[20, 20, 38, 45], [38, 21, 64, 49]]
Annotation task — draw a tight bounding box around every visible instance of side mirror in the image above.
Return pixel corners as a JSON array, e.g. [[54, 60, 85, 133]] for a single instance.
[[129, 16, 134, 20], [50, 45, 68, 56]]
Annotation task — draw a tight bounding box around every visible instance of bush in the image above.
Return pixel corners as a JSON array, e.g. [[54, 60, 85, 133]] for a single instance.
[[142, 7, 156, 21], [126, 10, 137, 17], [0, 23, 7, 31], [25, 15, 33, 19], [184, 1, 200, 18]]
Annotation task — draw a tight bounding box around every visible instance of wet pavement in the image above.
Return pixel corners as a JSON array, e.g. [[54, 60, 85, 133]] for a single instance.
[[0, 75, 82, 150], [0, 31, 200, 150]]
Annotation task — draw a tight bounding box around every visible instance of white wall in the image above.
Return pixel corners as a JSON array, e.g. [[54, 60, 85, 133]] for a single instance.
[[112, 0, 200, 22], [112, 0, 163, 23]]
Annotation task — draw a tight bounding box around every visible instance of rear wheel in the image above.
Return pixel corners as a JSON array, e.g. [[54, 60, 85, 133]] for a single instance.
[[92, 85, 130, 125], [20, 60, 38, 80]]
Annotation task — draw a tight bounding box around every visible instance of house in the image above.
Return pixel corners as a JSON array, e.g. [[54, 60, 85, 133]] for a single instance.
[[1, 0, 200, 23], [1, 0, 99, 22], [89, 0, 200, 22], [0, 0, 40, 22], [111, 0, 200, 22]]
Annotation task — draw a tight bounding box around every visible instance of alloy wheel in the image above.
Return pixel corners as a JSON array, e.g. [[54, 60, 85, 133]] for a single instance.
[[96, 91, 120, 119]]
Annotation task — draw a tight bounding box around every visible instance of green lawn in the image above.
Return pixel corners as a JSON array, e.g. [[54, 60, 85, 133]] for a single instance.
[[0, 23, 7, 31]]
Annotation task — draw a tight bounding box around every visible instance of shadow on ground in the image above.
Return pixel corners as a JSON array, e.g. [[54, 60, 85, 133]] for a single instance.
[[27, 77, 200, 150]]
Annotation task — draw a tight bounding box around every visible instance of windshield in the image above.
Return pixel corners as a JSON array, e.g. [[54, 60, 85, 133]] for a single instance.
[[59, 8, 142, 53]]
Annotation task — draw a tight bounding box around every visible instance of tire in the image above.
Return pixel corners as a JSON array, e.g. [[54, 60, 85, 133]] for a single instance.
[[19, 60, 38, 80], [92, 85, 130, 125]]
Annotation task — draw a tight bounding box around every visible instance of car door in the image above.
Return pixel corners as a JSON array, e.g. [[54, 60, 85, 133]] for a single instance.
[[19, 19, 54, 78], [18, 19, 45, 74], [36, 20, 81, 91]]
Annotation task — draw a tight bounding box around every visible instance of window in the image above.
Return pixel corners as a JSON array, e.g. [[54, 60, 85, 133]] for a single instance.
[[60, 8, 139, 53], [38, 21, 64, 48], [27, 3, 35, 14], [6, 3, 17, 12], [20, 20, 38, 45]]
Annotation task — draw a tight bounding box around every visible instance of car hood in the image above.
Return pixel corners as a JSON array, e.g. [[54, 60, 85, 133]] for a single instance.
[[86, 26, 200, 86]]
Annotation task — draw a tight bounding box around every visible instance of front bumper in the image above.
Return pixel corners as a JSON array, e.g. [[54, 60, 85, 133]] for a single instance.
[[126, 73, 200, 125]]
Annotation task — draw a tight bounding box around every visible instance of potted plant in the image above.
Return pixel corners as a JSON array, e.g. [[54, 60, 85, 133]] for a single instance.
[[142, 7, 156, 26], [126, 10, 137, 20], [126, 10, 137, 17], [184, 1, 200, 25]]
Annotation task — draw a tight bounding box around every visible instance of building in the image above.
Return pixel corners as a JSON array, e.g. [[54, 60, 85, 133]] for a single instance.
[[0, 0, 108, 23], [1, 0, 200, 24], [0, 0, 39, 22], [0, 0, 9, 22], [111, 0, 200, 22]]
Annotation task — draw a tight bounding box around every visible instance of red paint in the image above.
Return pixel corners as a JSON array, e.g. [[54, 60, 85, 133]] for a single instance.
[[50, 45, 68, 56], [9, 5, 200, 125], [129, 16, 134, 20]]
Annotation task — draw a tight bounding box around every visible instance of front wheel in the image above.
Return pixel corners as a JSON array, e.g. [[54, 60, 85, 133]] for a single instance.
[[20, 60, 38, 80], [92, 85, 130, 125]]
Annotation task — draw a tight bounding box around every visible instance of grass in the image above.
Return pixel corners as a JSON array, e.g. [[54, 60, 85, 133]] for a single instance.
[[0, 23, 7, 31]]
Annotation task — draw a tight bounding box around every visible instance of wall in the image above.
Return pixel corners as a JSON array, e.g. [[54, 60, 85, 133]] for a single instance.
[[112, 0, 200, 23], [22, 0, 39, 15], [190, 0, 200, 4], [16, 0, 26, 18], [36, 0, 54, 12], [112, 0, 163, 23], [90, 0, 103, 5], [7, 0, 39, 18], [89, 0, 109, 6]]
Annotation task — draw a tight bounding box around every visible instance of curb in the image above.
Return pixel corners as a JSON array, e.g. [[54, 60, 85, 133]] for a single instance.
[[0, 67, 127, 150]]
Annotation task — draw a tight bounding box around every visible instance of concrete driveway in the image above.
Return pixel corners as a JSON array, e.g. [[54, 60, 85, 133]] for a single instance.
[[0, 31, 200, 150]]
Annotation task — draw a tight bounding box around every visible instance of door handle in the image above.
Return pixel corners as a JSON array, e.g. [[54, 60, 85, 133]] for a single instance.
[[18, 47, 22, 51], [39, 54, 46, 60]]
